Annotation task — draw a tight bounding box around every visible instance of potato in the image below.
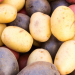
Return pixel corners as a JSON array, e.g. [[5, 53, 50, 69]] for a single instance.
[[54, 40, 75, 74], [2, 0, 25, 12], [26, 0, 51, 16], [29, 12, 51, 42], [8, 13, 30, 32], [27, 48, 53, 65], [17, 61, 60, 75], [0, 4, 17, 23], [0, 24, 6, 46], [0, 47, 19, 75], [1, 26, 33, 52], [51, 6, 75, 41]]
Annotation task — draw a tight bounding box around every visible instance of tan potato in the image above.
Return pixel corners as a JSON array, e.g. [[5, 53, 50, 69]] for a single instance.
[[1, 26, 33, 52], [2, 0, 25, 12], [54, 40, 75, 74], [0, 24, 6, 46], [29, 12, 51, 42], [51, 6, 75, 41], [0, 4, 17, 23], [27, 48, 53, 65]]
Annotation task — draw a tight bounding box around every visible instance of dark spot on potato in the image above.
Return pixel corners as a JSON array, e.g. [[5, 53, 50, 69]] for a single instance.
[[63, 17, 65, 19], [19, 30, 24, 33], [40, 51, 43, 53], [41, 57, 43, 59], [35, 21, 39, 27], [51, 65, 56, 70]]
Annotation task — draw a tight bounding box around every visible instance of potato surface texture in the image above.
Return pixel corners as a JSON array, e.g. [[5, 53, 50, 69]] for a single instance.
[[29, 12, 51, 42], [51, 6, 75, 41], [0, 24, 6, 46], [0, 47, 19, 75], [27, 48, 53, 65], [1, 26, 33, 52], [54, 40, 75, 74], [2, 0, 25, 12]]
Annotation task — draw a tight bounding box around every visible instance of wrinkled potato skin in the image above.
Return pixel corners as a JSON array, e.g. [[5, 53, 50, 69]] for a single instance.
[[2, 0, 25, 12], [1, 26, 33, 52], [0, 4, 17, 23], [51, 6, 75, 41], [54, 40, 75, 74], [0, 24, 6, 46], [0, 47, 19, 75], [27, 49, 53, 65], [29, 12, 51, 42]]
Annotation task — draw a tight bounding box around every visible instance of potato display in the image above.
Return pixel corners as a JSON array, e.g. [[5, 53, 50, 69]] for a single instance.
[[0, 24, 6, 46], [29, 12, 51, 42], [0, 0, 75, 75], [1, 26, 33, 52]]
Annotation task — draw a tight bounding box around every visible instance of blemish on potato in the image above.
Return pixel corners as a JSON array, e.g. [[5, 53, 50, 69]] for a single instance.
[[19, 30, 24, 33]]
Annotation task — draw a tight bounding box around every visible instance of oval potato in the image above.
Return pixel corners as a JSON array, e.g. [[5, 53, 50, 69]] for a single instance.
[[29, 12, 51, 42], [51, 6, 75, 41], [27, 48, 53, 65], [0, 4, 17, 23], [54, 40, 75, 74], [0, 24, 6, 46], [1, 26, 33, 52], [2, 0, 25, 12]]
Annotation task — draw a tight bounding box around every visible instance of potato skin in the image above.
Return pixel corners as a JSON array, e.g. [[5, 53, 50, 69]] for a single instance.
[[27, 48, 53, 65], [51, 6, 75, 41], [0, 47, 19, 75], [29, 12, 51, 42], [2, 0, 25, 12], [26, 0, 51, 16], [8, 13, 30, 32], [17, 61, 60, 75], [0, 4, 17, 23], [1, 26, 33, 52], [0, 24, 6, 46], [54, 40, 75, 74]]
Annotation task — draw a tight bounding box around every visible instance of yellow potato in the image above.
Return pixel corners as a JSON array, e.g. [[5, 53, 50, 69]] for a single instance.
[[29, 12, 51, 42], [2, 0, 25, 12], [27, 48, 53, 65], [0, 4, 17, 23], [1, 26, 33, 52], [54, 40, 75, 74], [0, 24, 6, 46], [51, 6, 75, 41]]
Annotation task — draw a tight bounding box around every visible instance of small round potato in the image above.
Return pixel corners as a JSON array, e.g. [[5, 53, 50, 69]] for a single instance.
[[0, 4, 17, 23], [51, 6, 75, 41], [27, 48, 53, 65], [2, 0, 25, 12], [29, 12, 51, 42], [1, 26, 33, 52], [0, 24, 6, 46], [54, 40, 75, 74]]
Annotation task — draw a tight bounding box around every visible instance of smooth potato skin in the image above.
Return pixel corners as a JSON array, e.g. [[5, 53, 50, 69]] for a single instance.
[[29, 12, 51, 42], [0, 24, 6, 46], [17, 61, 60, 75], [51, 6, 75, 41], [54, 40, 75, 74], [2, 0, 25, 12], [1, 26, 33, 52], [27, 48, 53, 65], [0, 4, 17, 23], [0, 47, 19, 75]]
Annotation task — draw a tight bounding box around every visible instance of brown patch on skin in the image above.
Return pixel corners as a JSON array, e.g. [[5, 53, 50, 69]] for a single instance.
[[55, 57, 58, 60], [40, 51, 44, 53], [19, 30, 24, 33], [63, 17, 65, 19], [41, 57, 43, 59], [34, 21, 39, 27]]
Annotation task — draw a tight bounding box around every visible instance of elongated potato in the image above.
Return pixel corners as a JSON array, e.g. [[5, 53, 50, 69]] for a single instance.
[[29, 12, 51, 42], [54, 40, 75, 74], [2, 0, 25, 12], [27, 48, 53, 65], [51, 6, 75, 41], [0, 4, 17, 23], [0, 24, 6, 46], [1, 26, 33, 52]]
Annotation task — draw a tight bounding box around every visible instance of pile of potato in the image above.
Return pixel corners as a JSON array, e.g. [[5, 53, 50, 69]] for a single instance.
[[0, 0, 75, 75]]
